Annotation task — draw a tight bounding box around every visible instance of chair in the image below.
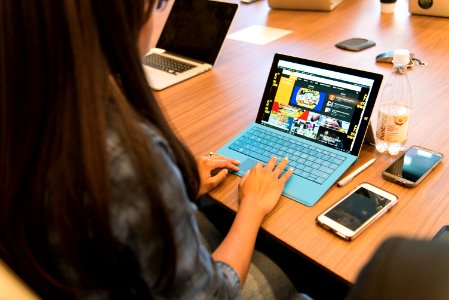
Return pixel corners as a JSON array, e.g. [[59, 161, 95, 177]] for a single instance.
[[345, 237, 449, 300]]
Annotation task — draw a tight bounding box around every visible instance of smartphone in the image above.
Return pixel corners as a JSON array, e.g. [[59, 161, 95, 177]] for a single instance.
[[316, 183, 398, 241], [382, 146, 443, 187], [433, 225, 449, 242]]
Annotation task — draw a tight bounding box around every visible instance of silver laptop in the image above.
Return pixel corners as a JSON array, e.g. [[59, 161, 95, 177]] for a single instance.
[[142, 0, 238, 91], [216, 53, 383, 207], [267, 0, 344, 11]]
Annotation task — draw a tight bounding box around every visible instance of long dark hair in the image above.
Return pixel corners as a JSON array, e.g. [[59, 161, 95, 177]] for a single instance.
[[0, 0, 199, 298]]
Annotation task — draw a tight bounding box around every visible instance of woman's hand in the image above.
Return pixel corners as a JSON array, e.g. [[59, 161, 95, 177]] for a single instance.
[[211, 157, 293, 283], [238, 157, 293, 218], [196, 153, 240, 197]]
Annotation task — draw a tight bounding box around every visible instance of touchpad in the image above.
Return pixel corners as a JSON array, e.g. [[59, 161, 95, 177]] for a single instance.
[[239, 158, 258, 172]]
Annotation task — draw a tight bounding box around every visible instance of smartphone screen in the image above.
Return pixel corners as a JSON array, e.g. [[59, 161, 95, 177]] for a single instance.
[[324, 186, 394, 231], [383, 146, 443, 186]]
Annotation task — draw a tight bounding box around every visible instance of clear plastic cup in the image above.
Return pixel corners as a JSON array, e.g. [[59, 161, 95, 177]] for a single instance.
[[381, 1, 396, 14]]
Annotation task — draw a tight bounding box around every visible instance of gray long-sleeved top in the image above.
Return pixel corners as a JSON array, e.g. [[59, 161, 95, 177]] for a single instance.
[[105, 125, 240, 299]]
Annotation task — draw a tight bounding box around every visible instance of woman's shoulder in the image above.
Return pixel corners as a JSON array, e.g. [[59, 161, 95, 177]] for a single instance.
[[107, 122, 170, 152], [106, 122, 191, 240]]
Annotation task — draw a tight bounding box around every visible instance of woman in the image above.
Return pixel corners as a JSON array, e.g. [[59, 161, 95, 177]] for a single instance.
[[0, 0, 300, 298]]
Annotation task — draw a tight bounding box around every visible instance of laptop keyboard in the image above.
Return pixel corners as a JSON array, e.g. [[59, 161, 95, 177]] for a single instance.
[[228, 127, 346, 184], [142, 53, 196, 75]]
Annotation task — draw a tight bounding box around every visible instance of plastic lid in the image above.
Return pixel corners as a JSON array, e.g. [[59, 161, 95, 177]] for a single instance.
[[393, 49, 410, 66]]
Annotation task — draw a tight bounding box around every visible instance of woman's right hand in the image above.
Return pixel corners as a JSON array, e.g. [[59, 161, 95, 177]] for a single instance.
[[238, 157, 293, 218]]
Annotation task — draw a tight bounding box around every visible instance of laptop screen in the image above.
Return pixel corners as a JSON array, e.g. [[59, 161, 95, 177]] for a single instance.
[[256, 53, 383, 156], [156, 0, 238, 65]]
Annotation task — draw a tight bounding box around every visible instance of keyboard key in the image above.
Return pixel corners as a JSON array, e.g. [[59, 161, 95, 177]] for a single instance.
[[311, 169, 329, 179], [319, 165, 334, 174], [315, 177, 326, 184], [303, 166, 313, 173], [312, 162, 321, 169], [300, 171, 311, 179]]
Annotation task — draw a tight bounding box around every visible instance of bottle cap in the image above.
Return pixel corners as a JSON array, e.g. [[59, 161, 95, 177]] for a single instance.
[[393, 49, 410, 66]]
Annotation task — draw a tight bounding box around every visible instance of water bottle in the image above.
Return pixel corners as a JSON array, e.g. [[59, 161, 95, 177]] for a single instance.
[[375, 49, 412, 155]]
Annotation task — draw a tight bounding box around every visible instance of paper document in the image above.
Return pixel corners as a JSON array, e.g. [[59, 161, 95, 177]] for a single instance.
[[227, 25, 292, 45]]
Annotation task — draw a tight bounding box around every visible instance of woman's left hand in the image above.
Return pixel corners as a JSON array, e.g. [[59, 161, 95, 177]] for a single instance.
[[196, 153, 240, 197]]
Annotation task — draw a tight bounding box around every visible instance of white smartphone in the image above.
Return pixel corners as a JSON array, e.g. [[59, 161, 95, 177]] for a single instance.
[[316, 183, 398, 241], [382, 145, 443, 188]]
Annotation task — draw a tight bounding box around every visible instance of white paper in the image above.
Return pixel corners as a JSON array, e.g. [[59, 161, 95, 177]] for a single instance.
[[227, 25, 292, 45]]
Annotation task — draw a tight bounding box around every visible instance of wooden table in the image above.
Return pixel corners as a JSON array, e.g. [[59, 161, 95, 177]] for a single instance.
[[152, 0, 449, 283]]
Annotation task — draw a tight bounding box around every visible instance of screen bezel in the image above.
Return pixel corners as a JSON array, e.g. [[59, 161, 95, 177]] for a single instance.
[[255, 53, 383, 156], [156, 0, 238, 65]]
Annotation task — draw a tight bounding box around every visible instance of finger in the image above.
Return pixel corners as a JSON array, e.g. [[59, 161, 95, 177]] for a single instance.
[[229, 158, 240, 165], [240, 170, 250, 184], [208, 163, 237, 176], [254, 161, 264, 169], [265, 156, 278, 170], [274, 157, 289, 174], [207, 168, 228, 186], [208, 159, 240, 172], [279, 167, 294, 184], [210, 153, 240, 165], [200, 155, 212, 163], [202, 153, 213, 161], [224, 158, 240, 166]]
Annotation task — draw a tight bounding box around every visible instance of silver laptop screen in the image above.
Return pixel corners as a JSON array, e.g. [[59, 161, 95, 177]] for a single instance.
[[156, 0, 237, 65]]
